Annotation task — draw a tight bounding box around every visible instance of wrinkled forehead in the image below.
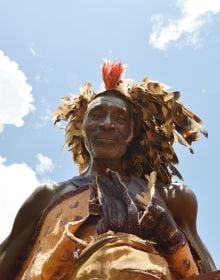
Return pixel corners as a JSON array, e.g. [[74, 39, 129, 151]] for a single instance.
[[86, 95, 129, 114]]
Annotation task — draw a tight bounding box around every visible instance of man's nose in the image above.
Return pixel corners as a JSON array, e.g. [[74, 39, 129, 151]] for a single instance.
[[99, 113, 115, 129]]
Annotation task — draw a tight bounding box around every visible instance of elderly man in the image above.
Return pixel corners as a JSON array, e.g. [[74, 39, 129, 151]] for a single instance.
[[0, 61, 216, 279]]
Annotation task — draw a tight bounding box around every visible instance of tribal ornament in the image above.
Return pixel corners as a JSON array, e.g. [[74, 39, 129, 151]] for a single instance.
[[53, 60, 207, 183]]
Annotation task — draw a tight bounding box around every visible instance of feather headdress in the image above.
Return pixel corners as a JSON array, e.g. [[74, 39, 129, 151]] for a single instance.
[[102, 59, 125, 90], [53, 60, 207, 184]]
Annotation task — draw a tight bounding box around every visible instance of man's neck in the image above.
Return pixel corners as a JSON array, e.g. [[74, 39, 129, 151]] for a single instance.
[[89, 158, 127, 176]]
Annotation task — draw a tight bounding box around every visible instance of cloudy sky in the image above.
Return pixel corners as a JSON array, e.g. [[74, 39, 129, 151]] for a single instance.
[[0, 0, 220, 268]]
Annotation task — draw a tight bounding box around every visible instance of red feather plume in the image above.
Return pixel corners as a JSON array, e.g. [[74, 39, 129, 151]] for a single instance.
[[102, 60, 125, 90]]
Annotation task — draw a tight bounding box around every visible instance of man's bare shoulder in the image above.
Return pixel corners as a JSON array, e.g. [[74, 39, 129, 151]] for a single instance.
[[157, 182, 198, 227], [24, 177, 80, 206], [31, 178, 78, 196], [158, 182, 197, 204]]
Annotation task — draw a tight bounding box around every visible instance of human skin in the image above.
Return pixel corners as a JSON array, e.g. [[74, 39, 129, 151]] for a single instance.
[[0, 94, 216, 279], [82, 95, 134, 177]]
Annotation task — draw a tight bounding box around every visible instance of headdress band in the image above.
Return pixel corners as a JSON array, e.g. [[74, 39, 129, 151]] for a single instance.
[[54, 60, 207, 183]]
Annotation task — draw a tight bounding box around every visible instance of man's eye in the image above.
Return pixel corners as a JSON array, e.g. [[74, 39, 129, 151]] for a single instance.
[[115, 115, 127, 123], [90, 111, 103, 119]]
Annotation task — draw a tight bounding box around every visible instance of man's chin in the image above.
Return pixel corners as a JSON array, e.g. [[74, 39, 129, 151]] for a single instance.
[[92, 148, 124, 160]]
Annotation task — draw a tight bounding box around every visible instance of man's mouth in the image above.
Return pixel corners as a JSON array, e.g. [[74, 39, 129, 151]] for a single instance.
[[95, 137, 116, 144], [92, 133, 119, 143]]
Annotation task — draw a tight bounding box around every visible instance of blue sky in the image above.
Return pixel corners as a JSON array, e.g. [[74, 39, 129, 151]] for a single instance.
[[0, 0, 219, 268]]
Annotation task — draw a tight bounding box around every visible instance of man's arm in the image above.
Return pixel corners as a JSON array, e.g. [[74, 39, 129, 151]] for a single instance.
[[159, 183, 216, 273], [0, 184, 55, 279], [0, 178, 79, 279]]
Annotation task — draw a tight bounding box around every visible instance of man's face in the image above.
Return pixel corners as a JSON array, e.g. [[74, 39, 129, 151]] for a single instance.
[[82, 95, 134, 161]]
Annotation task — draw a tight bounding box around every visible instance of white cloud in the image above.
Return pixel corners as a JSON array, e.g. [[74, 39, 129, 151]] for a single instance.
[[35, 153, 55, 175], [33, 100, 53, 128], [0, 155, 6, 164], [201, 88, 209, 95], [30, 47, 37, 57], [35, 75, 41, 83], [35, 112, 51, 128], [0, 157, 40, 242], [149, 0, 220, 49], [0, 50, 34, 132]]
